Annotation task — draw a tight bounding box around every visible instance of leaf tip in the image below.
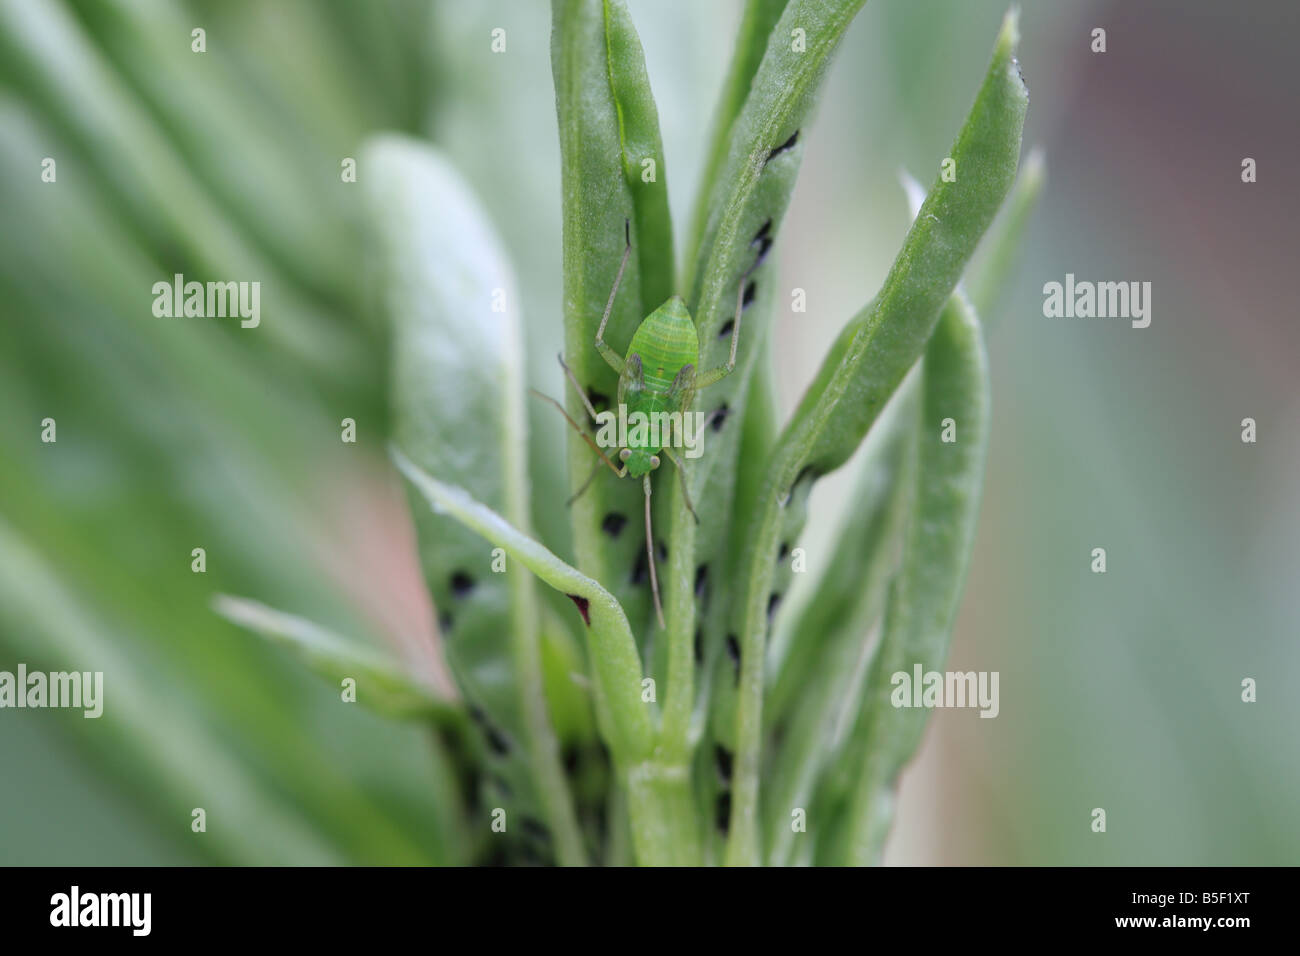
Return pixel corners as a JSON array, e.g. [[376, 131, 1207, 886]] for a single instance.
[[995, 6, 1027, 101], [999, 6, 1022, 54], [1023, 145, 1048, 187]]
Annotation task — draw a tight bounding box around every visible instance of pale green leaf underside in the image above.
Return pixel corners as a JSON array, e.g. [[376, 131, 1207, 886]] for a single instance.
[[213, 595, 453, 722]]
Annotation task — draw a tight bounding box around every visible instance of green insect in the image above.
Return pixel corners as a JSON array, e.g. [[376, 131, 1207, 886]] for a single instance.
[[537, 222, 753, 628]]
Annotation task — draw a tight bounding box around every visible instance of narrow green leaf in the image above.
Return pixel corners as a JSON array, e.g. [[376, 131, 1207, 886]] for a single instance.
[[392, 450, 653, 766], [690, 331, 779, 864], [66, 0, 361, 312], [835, 291, 990, 866], [0, 0, 358, 375], [0, 522, 347, 865], [765, 376, 918, 729], [212, 595, 457, 723], [366, 136, 585, 865], [673, 0, 868, 807], [685, 0, 789, 265], [602, 0, 675, 309], [970, 145, 1047, 320], [761, 373, 918, 866], [725, 10, 1027, 865], [391, 451, 715, 866], [551, 0, 676, 637]]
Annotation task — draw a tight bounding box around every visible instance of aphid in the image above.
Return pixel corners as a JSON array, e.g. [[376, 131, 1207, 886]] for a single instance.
[[536, 222, 754, 628]]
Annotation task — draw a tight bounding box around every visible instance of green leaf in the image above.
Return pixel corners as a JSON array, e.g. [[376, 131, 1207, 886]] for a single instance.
[[365, 135, 585, 866], [391, 451, 711, 865], [66, 0, 362, 313], [765, 376, 918, 730], [0, 521, 347, 865], [766, 150, 1042, 863], [761, 385, 918, 866], [0, 0, 359, 376], [391, 450, 653, 768], [690, 331, 779, 863], [551, 0, 676, 637], [685, 0, 789, 264], [835, 291, 991, 866], [602, 0, 676, 310], [212, 595, 457, 723], [724, 9, 1027, 865], [970, 145, 1047, 320], [669, 0, 869, 847], [675, 0, 866, 776]]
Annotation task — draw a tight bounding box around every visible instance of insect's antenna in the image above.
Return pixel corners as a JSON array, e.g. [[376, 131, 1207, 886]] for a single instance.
[[557, 353, 602, 422], [725, 251, 765, 374], [596, 220, 633, 347], [528, 388, 624, 477], [644, 475, 665, 629]]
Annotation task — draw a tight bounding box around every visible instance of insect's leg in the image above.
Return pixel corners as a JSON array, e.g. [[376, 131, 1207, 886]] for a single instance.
[[529, 388, 624, 477], [643, 474, 665, 629], [696, 253, 759, 389], [556, 353, 602, 422], [660, 448, 699, 525], [594, 220, 632, 375], [566, 458, 603, 506]]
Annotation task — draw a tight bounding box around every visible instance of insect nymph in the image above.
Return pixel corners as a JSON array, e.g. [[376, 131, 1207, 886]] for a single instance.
[[537, 222, 751, 628]]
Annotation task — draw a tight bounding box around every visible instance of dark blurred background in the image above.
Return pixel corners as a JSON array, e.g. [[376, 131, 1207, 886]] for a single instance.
[[1, 0, 1296, 864]]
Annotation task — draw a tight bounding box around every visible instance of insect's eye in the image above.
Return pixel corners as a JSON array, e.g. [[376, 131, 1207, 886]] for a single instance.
[[649, 455, 661, 470], [619, 448, 631, 462]]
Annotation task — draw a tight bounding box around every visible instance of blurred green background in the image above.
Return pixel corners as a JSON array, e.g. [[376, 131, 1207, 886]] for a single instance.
[[1, 0, 1296, 865]]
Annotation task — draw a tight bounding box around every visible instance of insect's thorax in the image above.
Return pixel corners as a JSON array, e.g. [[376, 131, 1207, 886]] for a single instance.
[[624, 296, 699, 394]]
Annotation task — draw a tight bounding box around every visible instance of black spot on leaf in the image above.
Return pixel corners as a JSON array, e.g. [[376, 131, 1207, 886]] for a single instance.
[[716, 791, 732, 832], [694, 563, 709, 600], [742, 281, 757, 309], [765, 129, 800, 165], [521, 816, 551, 842], [468, 705, 504, 750], [726, 634, 740, 683], [711, 404, 730, 432], [602, 512, 627, 537], [718, 319, 734, 340], [715, 745, 734, 782], [483, 723, 511, 756], [566, 593, 591, 626], [782, 464, 820, 506], [562, 746, 580, 775], [767, 592, 782, 622], [450, 571, 475, 597], [777, 542, 789, 562]]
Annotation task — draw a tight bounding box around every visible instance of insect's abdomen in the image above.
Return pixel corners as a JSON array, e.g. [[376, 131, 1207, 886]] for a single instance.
[[626, 296, 699, 395]]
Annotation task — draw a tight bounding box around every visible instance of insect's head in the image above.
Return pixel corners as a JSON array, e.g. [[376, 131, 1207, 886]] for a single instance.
[[619, 447, 660, 478]]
